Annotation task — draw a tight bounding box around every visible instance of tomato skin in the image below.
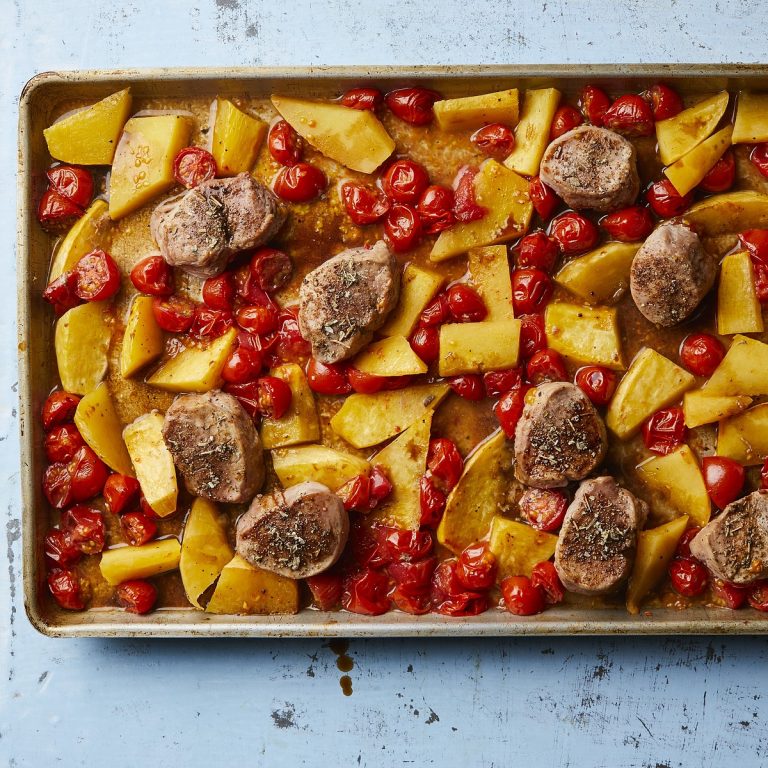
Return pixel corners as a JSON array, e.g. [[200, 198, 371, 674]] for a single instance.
[[268, 119, 303, 166], [173, 147, 217, 188], [494, 387, 528, 439], [338, 474, 371, 511], [550, 212, 599, 255], [384, 203, 422, 252], [452, 166, 487, 223], [44, 528, 81, 569], [517, 231, 559, 272], [471, 123, 515, 158], [61, 505, 105, 555], [702, 456, 744, 510], [512, 268, 553, 315], [579, 85, 611, 126], [574, 365, 617, 406], [645, 179, 693, 218], [73, 249, 120, 302], [257, 376, 292, 419], [519, 488, 568, 532], [44, 423, 85, 463], [347, 367, 387, 394], [446, 284, 487, 322], [340, 182, 390, 225], [529, 177, 560, 220], [519, 314, 547, 359], [483, 368, 521, 397], [307, 573, 344, 610], [103, 473, 141, 516], [306, 359, 352, 395], [530, 561, 565, 604], [750, 144, 768, 179], [381, 159, 430, 204], [388, 557, 437, 595], [369, 466, 393, 505], [642, 407, 687, 456], [668, 557, 708, 597], [235, 303, 278, 335], [417, 185, 455, 234], [550, 105, 583, 140], [151, 296, 196, 333], [675, 526, 702, 559], [190, 306, 234, 340], [274, 162, 326, 202], [69, 446, 109, 502], [202, 273, 235, 309], [409, 326, 440, 364], [642, 84, 683, 121], [602, 94, 655, 137], [679, 333, 725, 377], [42, 271, 81, 315], [250, 248, 293, 293], [600, 205, 654, 242], [117, 579, 157, 614], [526, 348, 568, 384], [430, 559, 488, 616], [449, 374, 485, 401], [427, 438, 463, 494], [699, 150, 736, 193], [273, 307, 311, 363], [738, 229, 768, 264], [456, 543, 497, 591], [419, 293, 450, 327], [120, 510, 158, 546], [419, 474, 447, 528], [501, 575, 546, 616], [384, 87, 441, 126], [712, 578, 749, 610], [37, 189, 83, 229], [221, 346, 263, 385], [382, 527, 434, 563], [130, 255, 174, 297], [43, 462, 74, 509], [42, 391, 81, 431], [747, 582, 768, 612], [47, 165, 94, 208], [340, 87, 383, 111], [48, 568, 85, 610], [342, 569, 391, 615]]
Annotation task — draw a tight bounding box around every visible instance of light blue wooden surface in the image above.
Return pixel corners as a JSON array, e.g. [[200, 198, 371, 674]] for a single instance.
[[3, 1, 768, 765]]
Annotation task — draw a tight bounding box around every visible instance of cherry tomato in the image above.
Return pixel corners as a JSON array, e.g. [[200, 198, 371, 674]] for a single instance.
[[47, 568, 85, 610], [471, 123, 515, 158], [274, 162, 326, 202], [250, 248, 293, 293], [517, 231, 559, 272], [44, 423, 85, 463], [452, 166, 487, 223], [43, 462, 73, 509], [338, 473, 372, 512], [512, 268, 553, 315], [430, 559, 488, 617], [449, 374, 484, 401], [419, 474, 446, 528], [483, 368, 521, 397], [579, 85, 611, 126], [117, 579, 157, 614], [37, 189, 83, 229], [268, 119, 303, 166], [419, 293, 450, 327], [550, 212, 599, 255], [342, 569, 391, 615], [189, 306, 233, 339], [712, 578, 749, 610], [130, 256, 174, 297], [747, 582, 768, 611], [519, 488, 569, 532], [750, 144, 768, 179], [519, 314, 547, 359], [381, 159, 430, 204], [388, 557, 436, 595], [69, 446, 109, 502], [273, 307, 311, 363], [530, 560, 566, 604], [427, 438, 463, 494], [456, 543, 497, 591], [73, 249, 120, 302], [642, 407, 687, 456], [307, 573, 344, 610], [417, 185, 455, 234], [42, 271, 81, 314], [668, 557, 708, 597], [173, 147, 217, 188], [201, 273, 235, 309], [409, 326, 440, 364], [120, 510, 158, 547], [645, 179, 693, 218], [256, 376, 292, 419], [642, 84, 683, 121], [369, 466, 393, 505], [306, 358, 352, 395], [501, 575, 546, 615], [47, 165, 94, 208], [738, 229, 768, 264], [494, 387, 528, 439], [679, 333, 725, 377], [550, 105, 583, 140], [61, 505, 105, 554], [699, 150, 736, 193], [527, 348, 568, 384], [602, 94, 655, 137], [384, 87, 441, 126], [103, 474, 141, 516], [384, 203, 422, 253], [44, 528, 81, 569], [749, 262, 768, 303], [446, 283, 487, 322], [382, 527, 434, 563], [42, 391, 81, 431], [702, 456, 744, 510], [151, 296, 196, 333], [340, 182, 390, 225], [529, 177, 560, 221], [338, 369, 382, 397], [222, 346, 263, 384], [340, 87, 383, 111], [600, 205, 654, 242], [675, 526, 702, 559], [574, 365, 617, 406], [390, 586, 432, 615], [235, 303, 278, 335]]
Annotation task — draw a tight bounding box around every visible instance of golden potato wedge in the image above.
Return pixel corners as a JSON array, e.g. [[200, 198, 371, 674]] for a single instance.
[[504, 88, 561, 176], [733, 92, 768, 144], [554, 242, 640, 305], [74, 382, 134, 476], [717, 251, 764, 336], [716, 403, 768, 465], [703, 334, 768, 396], [468, 245, 514, 321], [438, 320, 521, 376], [665, 125, 733, 197], [488, 517, 558, 581], [211, 97, 267, 176], [100, 538, 181, 586], [682, 390, 752, 428], [380, 263, 443, 338], [271, 444, 370, 490], [49, 200, 112, 282], [544, 303, 624, 370], [120, 296, 165, 378], [44, 88, 132, 165], [260, 363, 320, 449], [352, 336, 428, 377], [433, 89, 520, 131], [684, 191, 768, 237]]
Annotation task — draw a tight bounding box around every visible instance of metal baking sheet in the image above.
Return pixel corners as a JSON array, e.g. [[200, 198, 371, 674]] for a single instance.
[[18, 65, 768, 637]]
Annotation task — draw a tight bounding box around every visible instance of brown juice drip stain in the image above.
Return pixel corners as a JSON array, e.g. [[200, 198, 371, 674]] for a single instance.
[[340, 675, 353, 696], [327, 639, 354, 695]]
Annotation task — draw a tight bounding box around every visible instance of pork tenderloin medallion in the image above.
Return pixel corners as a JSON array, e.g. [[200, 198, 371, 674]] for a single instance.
[[161, 390, 265, 504], [689, 491, 768, 585], [298, 240, 400, 364], [150, 172, 286, 278], [539, 125, 641, 213], [514, 382, 608, 488], [630, 222, 716, 327], [554, 476, 648, 595], [235, 481, 349, 579]]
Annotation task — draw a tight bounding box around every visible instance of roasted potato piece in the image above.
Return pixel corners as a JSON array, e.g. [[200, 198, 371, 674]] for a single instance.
[[120, 296, 164, 378], [352, 336, 428, 377], [488, 517, 558, 581], [211, 97, 267, 176], [271, 94, 394, 174], [438, 320, 520, 376], [430, 160, 533, 262], [380, 264, 443, 337], [685, 191, 768, 237], [260, 363, 320, 449], [468, 245, 514, 321], [100, 538, 181, 586], [717, 251, 764, 335], [49, 200, 112, 282], [54, 301, 112, 396], [682, 390, 752, 428], [44, 88, 132, 165], [733, 92, 768, 144], [703, 334, 768, 396], [544, 303, 624, 370], [716, 403, 768, 465], [74, 382, 134, 476], [433, 89, 520, 131], [271, 444, 370, 490], [665, 125, 733, 197], [504, 88, 561, 176], [180, 498, 233, 609], [554, 242, 639, 305], [606, 348, 695, 439]]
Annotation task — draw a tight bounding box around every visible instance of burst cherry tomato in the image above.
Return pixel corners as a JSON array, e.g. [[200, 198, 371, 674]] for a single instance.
[[151, 296, 195, 333], [642, 407, 687, 456], [409, 326, 440, 364], [519, 488, 568, 532], [103, 474, 141, 516], [483, 368, 521, 396], [679, 333, 724, 377], [494, 387, 528, 439], [738, 229, 768, 264], [338, 474, 371, 512], [222, 346, 263, 384], [44, 423, 85, 463], [417, 185, 455, 233], [699, 150, 736, 193], [519, 314, 547, 359], [446, 283, 487, 322], [529, 177, 560, 220], [382, 527, 434, 562], [517, 231, 559, 272], [274, 307, 311, 362], [550, 212, 599, 255], [130, 255, 174, 297], [268, 119, 303, 166], [47, 165, 94, 208], [452, 166, 487, 223], [712, 578, 749, 610], [42, 271, 81, 314], [388, 557, 436, 595], [73, 250, 120, 302], [340, 87, 383, 111], [579, 85, 611, 126], [702, 456, 744, 510], [235, 303, 278, 335], [427, 438, 463, 494], [391, 586, 432, 615], [37, 189, 83, 229], [748, 582, 768, 611], [190, 306, 234, 339], [42, 391, 81, 431], [449, 374, 484, 401], [501, 575, 546, 615], [201, 273, 235, 309], [675, 527, 701, 559], [456, 543, 497, 591], [669, 557, 708, 597], [642, 84, 683, 121], [471, 123, 515, 158], [530, 560, 565, 604], [48, 568, 85, 610], [600, 205, 654, 242], [603, 94, 655, 137], [431, 559, 488, 616], [250, 248, 293, 293], [173, 147, 217, 188], [384, 203, 422, 252], [550, 105, 583, 140], [419, 293, 450, 326], [645, 179, 693, 218], [419, 475, 446, 528], [384, 87, 441, 126], [256, 376, 292, 419], [527, 348, 568, 384], [340, 182, 390, 225], [307, 573, 344, 610], [342, 569, 391, 615], [750, 144, 768, 179], [347, 368, 387, 394], [120, 511, 158, 546], [306, 359, 351, 395], [274, 162, 326, 202], [117, 579, 158, 614], [43, 462, 73, 509], [61, 505, 105, 554], [382, 159, 430, 204], [69, 446, 109, 502], [512, 268, 553, 315], [574, 365, 617, 406], [44, 528, 81, 568]]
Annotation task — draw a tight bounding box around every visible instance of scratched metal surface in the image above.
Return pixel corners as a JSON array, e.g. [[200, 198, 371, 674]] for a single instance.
[[3, 0, 768, 765]]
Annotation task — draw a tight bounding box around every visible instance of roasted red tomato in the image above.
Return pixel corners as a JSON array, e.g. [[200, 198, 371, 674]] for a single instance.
[[645, 179, 693, 218], [256, 376, 292, 419], [526, 348, 568, 385], [679, 333, 725, 377], [47, 165, 94, 208], [483, 368, 521, 397], [494, 387, 528, 439], [384, 203, 422, 253], [42, 391, 81, 431], [699, 150, 736, 193], [130, 255, 174, 297], [602, 94, 655, 137], [44, 423, 85, 463], [173, 147, 217, 188], [48, 568, 85, 610], [268, 119, 303, 166], [43, 462, 73, 509], [120, 511, 158, 547], [202, 272, 236, 309], [340, 182, 390, 225], [674, 527, 701, 559], [69, 446, 109, 502], [550, 105, 583, 140], [61, 505, 105, 554], [381, 159, 430, 204], [642, 83, 683, 120], [501, 575, 546, 616], [449, 374, 484, 401], [417, 185, 455, 233], [452, 166, 487, 223], [235, 303, 278, 335], [519, 488, 568, 532], [381, 527, 434, 563], [748, 582, 768, 612], [151, 296, 196, 333], [73, 249, 120, 301], [711, 579, 749, 610], [384, 87, 441, 126], [342, 569, 391, 615], [409, 326, 440, 364], [574, 365, 617, 406], [530, 561, 566, 604], [430, 559, 488, 617], [44, 528, 81, 569], [117, 579, 158, 614], [471, 123, 515, 158], [274, 162, 326, 202], [446, 283, 487, 322], [668, 557, 708, 597], [519, 314, 547, 360], [221, 346, 263, 385], [307, 573, 344, 610], [306, 359, 352, 395], [419, 474, 447, 528], [190, 306, 234, 339], [550, 212, 599, 255], [103, 473, 141, 516], [642, 407, 687, 455], [37, 189, 83, 230], [579, 85, 611, 126], [340, 87, 383, 111], [250, 248, 293, 293], [750, 144, 768, 179], [600, 206, 654, 242], [702, 456, 744, 510], [456, 543, 497, 591], [529, 177, 560, 220], [419, 293, 450, 326], [347, 367, 387, 394], [42, 271, 81, 315], [512, 268, 553, 315], [427, 438, 463, 494], [388, 557, 436, 594], [517, 231, 559, 272]]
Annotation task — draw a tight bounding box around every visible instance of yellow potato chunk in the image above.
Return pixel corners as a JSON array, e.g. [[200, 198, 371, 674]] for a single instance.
[[438, 320, 521, 376], [211, 97, 267, 176], [352, 336, 428, 377], [468, 245, 514, 320], [733, 92, 768, 144], [74, 382, 133, 476], [717, 404, 768, 465], [147, 328, 237, 392], [656, 90, 729, 165], [682, 390, 752, 428], [554, 242, 640, 305], [100, 538, 181, 586], [717, 251, 764, 335], [330, 383, 449, 449], [430, 160, 533, 262], [54, 301, 112, 396], [437, 430, 515, 553], [260, 363, 320, 449], [123, 412, 178, 518], [626, 515, 689, 615], [488, 517, 558, 581], [49, 200, 112, 282], [606, 348, 695, 439], [703, 335, 768, 396], [271, 444, 370, 490], [109, 114, 193, 220], [665, 125, 733, 197], [180, 498, 233, 609], [433, 89, 520, 131], [544, 303, 624, 370], [504, 88, 561, 176], [206, 555, 299, 615], [271, 94, 394, 173], [120, 296, 164, 378], [379, 264, 443, 338], [637, 445, 711, 527], [684, 191, 768, 237], [44, 88, 132, 165]]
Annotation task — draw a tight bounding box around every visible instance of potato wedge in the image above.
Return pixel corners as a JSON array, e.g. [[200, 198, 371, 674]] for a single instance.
[[147, 328, 237, 392], [380, 263, 443, 338], [554, 242, 640, 305], [606, 348, 695, 439], [626, 515, 689, 615], [544, 303, 624, 370], [44, 88, 132, 165], [54, 301, 112, 396], [271, 444, 370, 490], [433, 89, 520, 131], [120, 296, 165, 378], [271, 95, 394, 173], [49, 200, 112, 282], [665, 125, 733, 197], [330, 383, 449, 449], [180, 498, 233, 609], [717, 403, 768, 465], [206, 554, 299, 615], [488, 517, 558, 581], [733, 92, 768, 144], [717, 251, 764, 335], [684, 191, 768, 237], [352, 336, 428, 377], [211, 97, 267, 176], [703, 334, 768, 396], [468, 245, 514, 321], [437, 430, 516, 554], [109, 114, 193, 220], [504, 88, 561, 176], [100, 538, 181, 586], [260, 363, 320, 449], [74, 382, 134, 476], [123, 412, 178, 518], [656, 90, 729, 165], [682, 390, 752, 428], [438, 320, 521, 376], [430, 160, 533, 262]]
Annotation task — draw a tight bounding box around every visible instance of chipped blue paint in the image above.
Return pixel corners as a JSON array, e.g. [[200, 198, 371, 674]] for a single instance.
[[3, 1, 768, 765]]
